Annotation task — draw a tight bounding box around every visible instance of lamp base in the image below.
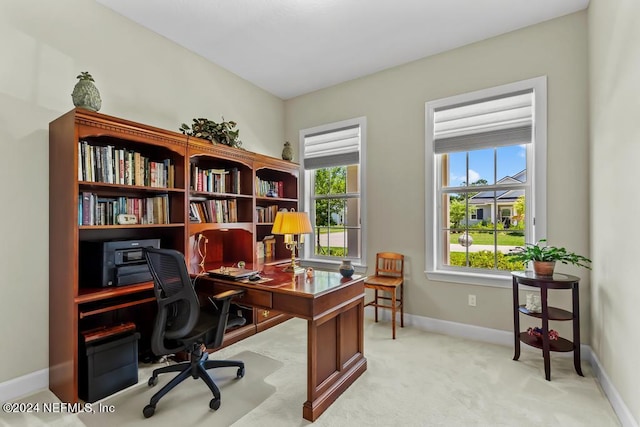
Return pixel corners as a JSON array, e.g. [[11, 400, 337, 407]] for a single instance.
[[282, 264, 306, 275]]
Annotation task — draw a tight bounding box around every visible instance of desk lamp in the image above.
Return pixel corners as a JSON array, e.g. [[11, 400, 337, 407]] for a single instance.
[[271, 211, 313, 274]]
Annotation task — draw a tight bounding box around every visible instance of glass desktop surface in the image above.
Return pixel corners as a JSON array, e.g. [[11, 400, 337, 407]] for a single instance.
[[257, 266, 363, 297]]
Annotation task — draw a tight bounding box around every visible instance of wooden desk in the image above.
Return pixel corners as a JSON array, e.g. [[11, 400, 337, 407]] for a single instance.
[[512, 271, 583, 381], [197, 267, 367, 422]]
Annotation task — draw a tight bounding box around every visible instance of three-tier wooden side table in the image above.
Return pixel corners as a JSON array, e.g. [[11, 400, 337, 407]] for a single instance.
[[512, 271, 584, 381]]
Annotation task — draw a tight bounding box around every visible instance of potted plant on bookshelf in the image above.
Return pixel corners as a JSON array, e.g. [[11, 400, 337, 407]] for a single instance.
[[179, 117, 243, 148], [507, 239, 591, 276]]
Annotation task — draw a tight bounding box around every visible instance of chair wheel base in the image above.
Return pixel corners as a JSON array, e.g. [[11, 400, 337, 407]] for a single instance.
[[209, 398, 221, 410], [148, 376, 158, 387], [143, 404, 155, 418], [237, 367, 245, 378]]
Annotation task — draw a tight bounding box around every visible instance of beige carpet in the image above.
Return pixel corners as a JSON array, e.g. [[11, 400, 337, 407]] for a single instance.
[[0, 318, 621, 427], [78, 350, 282, 426]]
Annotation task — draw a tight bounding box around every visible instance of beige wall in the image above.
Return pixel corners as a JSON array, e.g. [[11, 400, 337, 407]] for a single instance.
[[285, 12, 590, 335], [5, 3, 630, 419], [589, 0, 640, 422], [0, 0, 284, 383]]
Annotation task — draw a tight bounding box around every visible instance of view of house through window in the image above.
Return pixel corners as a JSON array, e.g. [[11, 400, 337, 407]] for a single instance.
[[443, 150, 527, 271], [301, 117, 366, 265], [426, 77, 546, 281]]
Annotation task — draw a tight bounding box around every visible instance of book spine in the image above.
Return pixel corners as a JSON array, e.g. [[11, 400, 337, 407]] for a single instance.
[[81, 192, 91, 225]]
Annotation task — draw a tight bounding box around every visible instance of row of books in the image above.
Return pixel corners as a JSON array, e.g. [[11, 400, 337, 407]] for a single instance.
[[79, 192, 170, 226], [255, 177, 284, 198], [255, 205, 280, 223], [256, 235, 276, 260], [191, 166, 241, 194], [189, 199, 238, 223], [78, 141, 175, 188]]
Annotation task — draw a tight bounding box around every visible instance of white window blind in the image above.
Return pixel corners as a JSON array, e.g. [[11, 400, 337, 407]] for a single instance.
[[433, 89, 533, 154], [303, 125, 360, 169]]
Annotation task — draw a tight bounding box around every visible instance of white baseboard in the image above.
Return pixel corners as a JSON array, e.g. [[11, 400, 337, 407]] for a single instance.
[[365, 307, 637, 427], [590, 351, 639, 427], [0, 368, 48, 403]]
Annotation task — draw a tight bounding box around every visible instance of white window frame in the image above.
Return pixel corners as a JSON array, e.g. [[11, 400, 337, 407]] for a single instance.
[[425, 77, 547, 287], [299, 117, 367, 268]]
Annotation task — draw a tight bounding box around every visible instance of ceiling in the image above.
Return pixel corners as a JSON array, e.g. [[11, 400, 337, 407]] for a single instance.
[[95, 0, 589, 100]]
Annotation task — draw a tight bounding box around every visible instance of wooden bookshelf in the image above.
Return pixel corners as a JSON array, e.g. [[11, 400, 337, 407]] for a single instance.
[[49, 109, 298, 403]]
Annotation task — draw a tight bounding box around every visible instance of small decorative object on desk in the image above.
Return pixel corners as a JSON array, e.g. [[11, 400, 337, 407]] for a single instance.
[[282, 141, 293, 161], [527, 327, 559, 340], [339, 259, 354, 278], [72, 71, 101, 112], [525, 293, 542, 313], [237, 261, 246, 269], [306, 267, 314, 279]]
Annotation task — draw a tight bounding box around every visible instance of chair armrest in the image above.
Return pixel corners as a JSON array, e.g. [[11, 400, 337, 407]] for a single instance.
[[209, 289, 245, 301]]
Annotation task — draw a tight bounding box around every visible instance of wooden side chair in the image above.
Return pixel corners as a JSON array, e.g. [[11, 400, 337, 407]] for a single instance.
[[364, 252, 404, 339]]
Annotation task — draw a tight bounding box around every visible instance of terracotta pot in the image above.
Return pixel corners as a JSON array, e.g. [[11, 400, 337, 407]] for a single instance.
[[533, 261, 556, 277]]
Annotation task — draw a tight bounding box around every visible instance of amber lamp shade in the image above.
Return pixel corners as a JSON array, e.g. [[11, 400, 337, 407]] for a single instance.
[[271, 211, 313, 273]]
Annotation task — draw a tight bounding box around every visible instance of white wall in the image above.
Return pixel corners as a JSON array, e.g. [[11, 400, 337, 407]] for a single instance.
[[589, 0, 640, 423], [0, 0, 284, 384], [285, 12, 590, 336]]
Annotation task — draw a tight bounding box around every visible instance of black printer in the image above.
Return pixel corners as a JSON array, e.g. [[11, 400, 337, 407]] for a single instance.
[[80, 239, 160, 287]]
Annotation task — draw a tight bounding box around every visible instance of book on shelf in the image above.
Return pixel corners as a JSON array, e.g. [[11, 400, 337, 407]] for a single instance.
[[189, 198, 238, 223], [255, 177, 284, 198], [79, 192, 170, 226], [78, 140, 174, 188], [190, 165, 241, 194], [189, 203, 201, 223], [255, 204, 279, 223]]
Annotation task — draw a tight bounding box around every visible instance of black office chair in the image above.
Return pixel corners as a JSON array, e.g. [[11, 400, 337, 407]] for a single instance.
[[142, 247, 246, 418]]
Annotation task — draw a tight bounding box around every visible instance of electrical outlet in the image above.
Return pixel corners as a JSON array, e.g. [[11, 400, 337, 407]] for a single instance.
[[468, 294, 477, 307]]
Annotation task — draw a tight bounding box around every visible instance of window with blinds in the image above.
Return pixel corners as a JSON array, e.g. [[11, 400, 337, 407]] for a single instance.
[[301, 117, 366, 265], [425, 77, 547, 286]]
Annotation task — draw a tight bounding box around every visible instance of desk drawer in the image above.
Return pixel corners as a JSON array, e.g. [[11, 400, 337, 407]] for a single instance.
[[204, 282, 272, 308], [256, 308, 282, 323]]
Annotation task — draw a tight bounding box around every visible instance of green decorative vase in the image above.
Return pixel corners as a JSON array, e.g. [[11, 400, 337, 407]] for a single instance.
[[282, 141, 293, 161], [72, 72, 102, 112]]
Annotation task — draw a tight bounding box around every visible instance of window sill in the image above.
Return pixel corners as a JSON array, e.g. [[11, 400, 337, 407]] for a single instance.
[[425, 269, 512, 288]]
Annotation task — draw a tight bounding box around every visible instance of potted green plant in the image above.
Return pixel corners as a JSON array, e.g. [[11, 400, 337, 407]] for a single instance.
[[179, 117, 243, 148], [507, 239, 591, 276]]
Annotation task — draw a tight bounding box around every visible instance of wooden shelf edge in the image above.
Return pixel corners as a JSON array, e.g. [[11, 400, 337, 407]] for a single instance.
[[79, 297, 155, 319], [256, 196, 298, 203], [79, 223, 185, 230], [76, 282, 154, 304], [189, 222, 253, 233], [518, 305, 573, 321], [519, 332, 574, 352], [190, 191, 252, 199], [79, 181, 185, 193]]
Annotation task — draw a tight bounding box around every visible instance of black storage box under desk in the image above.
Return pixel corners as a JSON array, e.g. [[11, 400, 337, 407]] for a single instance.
[[79, 330, 141, 403]]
